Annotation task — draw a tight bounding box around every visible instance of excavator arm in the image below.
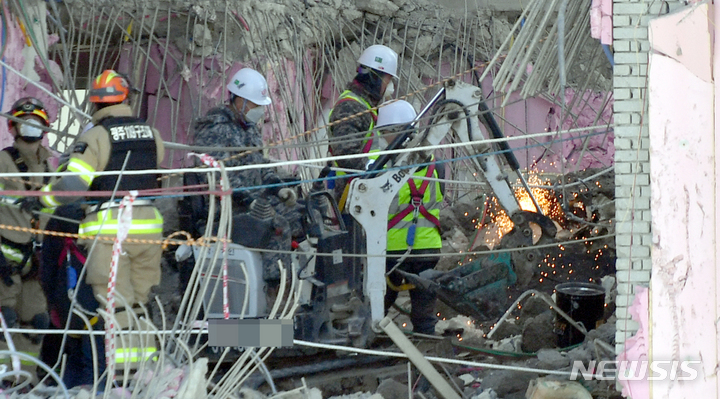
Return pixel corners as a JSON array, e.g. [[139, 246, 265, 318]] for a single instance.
[[346, 79, 557, 327]]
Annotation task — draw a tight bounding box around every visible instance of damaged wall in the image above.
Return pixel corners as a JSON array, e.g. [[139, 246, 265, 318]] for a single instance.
[[0, 0, 62, 152], [645, 3, 717, 398], [36, 0, 614, 182], [612, 0, 678, 359]]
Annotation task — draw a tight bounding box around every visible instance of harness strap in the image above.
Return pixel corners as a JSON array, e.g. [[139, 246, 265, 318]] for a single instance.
[[2, 147, 50, 189], [387, 164, 441, 230], [58, 238, 87, 266]]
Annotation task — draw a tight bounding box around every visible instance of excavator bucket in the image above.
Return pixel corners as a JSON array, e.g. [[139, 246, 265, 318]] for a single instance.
[[398, 253, 517, 320]]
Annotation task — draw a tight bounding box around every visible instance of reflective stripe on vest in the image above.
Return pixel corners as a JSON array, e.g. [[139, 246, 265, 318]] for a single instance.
[[329, 90, 378, 176], [115, 346, 157, 364], [1, 244, 24, 263], [387, 164, 443, 251], [78, 208, 164, 236], [0, 350, 40, 366]]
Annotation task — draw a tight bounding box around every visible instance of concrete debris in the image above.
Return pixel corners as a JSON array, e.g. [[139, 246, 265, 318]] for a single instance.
[[435, 315, 474, 333], [565, 345, 592, 365], [519, 296, 551, 320], [190, 2, 217, 22], [448, 202, 481, 237], [521, 311, 557, 353], [584, 321, 616, 357], [375, 378, 408, 399], [470, 389, 498, 399], [536, 349, 570, 369], [601, 275, 617, 309], [490, 335, 522, 353], [355, 0, 400, 16], [525, 378, 592, 399], [327, 393, 380, 399], [276, 387, 324, 399], [445, 227, 470, 253], [486, 318, 521, 341], [458, 373, 479, 385], [238, 388, 267, 399], [489, 17, 513, 49], [481, 370, 539, 398]]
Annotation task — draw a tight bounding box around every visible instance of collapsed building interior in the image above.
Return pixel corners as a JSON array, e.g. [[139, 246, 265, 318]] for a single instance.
[[0, 0, 623, 398]]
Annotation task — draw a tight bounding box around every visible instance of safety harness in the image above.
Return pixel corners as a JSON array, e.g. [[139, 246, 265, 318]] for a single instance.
[[328, 90, 378, 156], [387, 164, 441, 248], [0, 147, 47, 278], [328, 90, 378, 210]]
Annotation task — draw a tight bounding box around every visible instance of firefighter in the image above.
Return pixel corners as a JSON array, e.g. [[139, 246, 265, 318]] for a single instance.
[[17, 71, 165, 377], [186, 67, 298, 283], [327, 44, 398, 206], [0, 97, 52, 344], [375, 100, 443, 335]]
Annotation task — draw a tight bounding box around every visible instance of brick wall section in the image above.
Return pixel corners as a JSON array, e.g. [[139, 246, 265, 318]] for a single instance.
[[612, 0, 683, 354]]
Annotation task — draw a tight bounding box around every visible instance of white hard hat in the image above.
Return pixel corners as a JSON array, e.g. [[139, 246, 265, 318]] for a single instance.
[[358, 44, 398, 78], [226, 68, 272, 106], [377, 100, 417, 128]]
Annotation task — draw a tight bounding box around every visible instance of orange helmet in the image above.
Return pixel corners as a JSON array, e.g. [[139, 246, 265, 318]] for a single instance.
[[88, 70, 129, 103], [8, 97, 50, 130]]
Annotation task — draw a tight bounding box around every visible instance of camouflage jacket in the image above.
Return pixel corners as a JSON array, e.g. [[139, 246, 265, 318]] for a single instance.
[[328, 81, 382, 171], [192, 105, 279, 197]]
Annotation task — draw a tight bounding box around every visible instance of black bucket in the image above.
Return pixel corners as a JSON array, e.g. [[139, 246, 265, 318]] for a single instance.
[[554, 282, 606, 348]]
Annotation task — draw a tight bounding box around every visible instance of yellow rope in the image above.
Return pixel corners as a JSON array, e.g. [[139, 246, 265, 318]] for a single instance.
[[0, 223, 228, 248]]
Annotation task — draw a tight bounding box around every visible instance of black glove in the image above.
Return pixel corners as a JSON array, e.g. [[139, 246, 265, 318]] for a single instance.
[[0, 255, 13, 287], [262, 170, 283, 196], [15, 197, 43, 215]]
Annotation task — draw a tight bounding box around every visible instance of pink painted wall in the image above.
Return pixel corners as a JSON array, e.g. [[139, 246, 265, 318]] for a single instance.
[[123, 43, 614, 174], [591, 0, 613, 45], [482, 77, 614, 174], [646, 3, 717, 398], [0, 2, 60, 151]]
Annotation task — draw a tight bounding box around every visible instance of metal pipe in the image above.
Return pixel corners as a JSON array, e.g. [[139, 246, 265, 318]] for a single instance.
[[293, 339, 576, 377], [486, 289, 587, 341], [380, 317, 462, 399]]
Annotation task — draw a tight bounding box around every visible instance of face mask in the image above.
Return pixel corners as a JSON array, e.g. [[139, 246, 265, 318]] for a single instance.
[[17, 120, 44, 143], [383, 81, 395, 100], [245, 106, 266, 124]]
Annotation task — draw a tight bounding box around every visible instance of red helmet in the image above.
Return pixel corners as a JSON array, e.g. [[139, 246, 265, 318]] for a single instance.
[[88, 70, 130, 103], [8, 97, 50, 130]]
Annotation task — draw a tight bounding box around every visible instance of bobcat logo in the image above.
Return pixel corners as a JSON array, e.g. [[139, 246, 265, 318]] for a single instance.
[[380, 179, 392, 193]]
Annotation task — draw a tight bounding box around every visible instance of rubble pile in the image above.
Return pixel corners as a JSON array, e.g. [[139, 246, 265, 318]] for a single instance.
[[0, 0, 616, 397], [148, 166, 618, 398]]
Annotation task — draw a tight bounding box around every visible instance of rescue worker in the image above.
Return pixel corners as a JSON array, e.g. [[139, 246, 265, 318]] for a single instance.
[[327, 44, 398, 206], [187, 67, 297, 282], [375, 100, 443, 335], [0, 97, 52, 343], [18, 70, 165, 379]]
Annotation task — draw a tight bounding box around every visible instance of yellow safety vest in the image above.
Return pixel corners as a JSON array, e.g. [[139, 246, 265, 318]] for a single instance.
[[328, 90, 378, 177], [386, 163, 443, 251], [78, 207, 164, 237]]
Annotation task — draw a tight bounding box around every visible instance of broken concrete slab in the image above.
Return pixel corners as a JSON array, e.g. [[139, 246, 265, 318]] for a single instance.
[[480, 370, 539, 397], [525, 378, 592, 399], [376, 378, 408, 399], [355, 0, 400, 16], [521, 311, 557, 352], [470, 388, 498, 399], [536, 348, 570, 369]]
